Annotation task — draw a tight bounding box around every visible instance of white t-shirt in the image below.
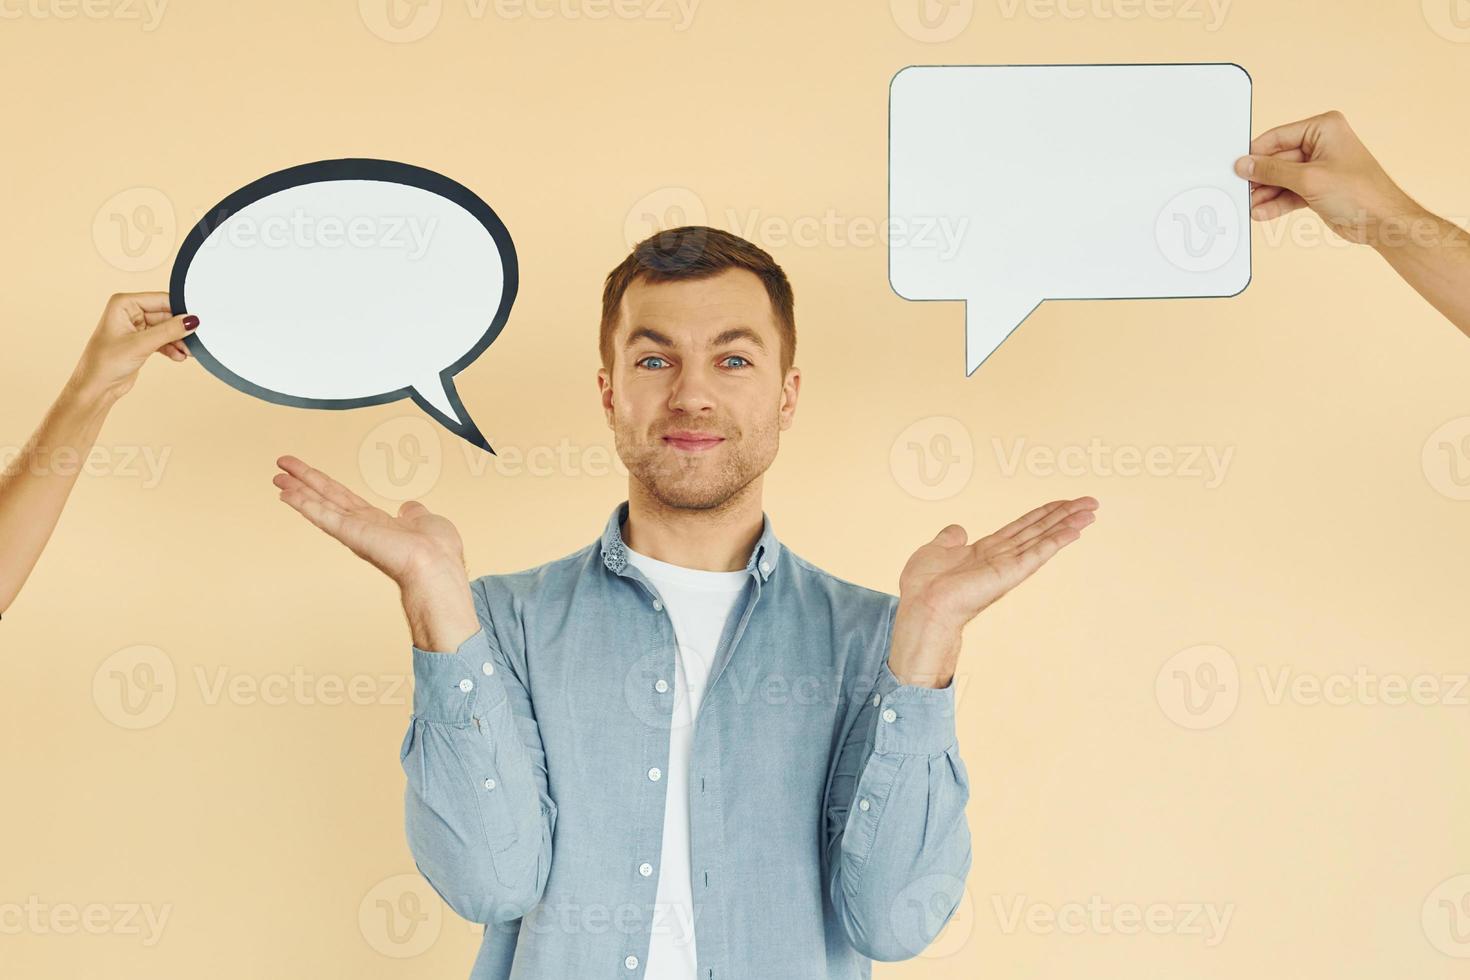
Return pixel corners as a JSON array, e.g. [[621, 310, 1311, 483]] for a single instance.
[[623, 544, 748, 980]]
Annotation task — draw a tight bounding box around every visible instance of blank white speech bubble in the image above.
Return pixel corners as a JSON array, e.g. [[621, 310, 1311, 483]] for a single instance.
[[171, 159, 517, 451], [890, 63, 1252, 375]]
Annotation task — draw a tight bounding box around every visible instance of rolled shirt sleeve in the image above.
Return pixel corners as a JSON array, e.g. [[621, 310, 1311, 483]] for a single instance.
[[400, 596, 557, 925], [824, 655, 973, 961], [408, 630, 504, 724]]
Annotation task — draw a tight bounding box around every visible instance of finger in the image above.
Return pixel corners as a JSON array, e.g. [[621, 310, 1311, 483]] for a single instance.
[[1014, 513, 1095, 574], [130, 291, 172, 314], [984, 524, 1081, 589], [992, 499, 1074, 548], [128, 313, 198, 356], [1235, 154, 1311, 193], [1247, 149, 1306, 198], [1015, 506, 1096, 551], [274, 475, 367, 534], [1019, 523, 1083, 567], [1052, 508, 1097, 534], [275, 480, 354, 542], [1251, 183, 1285, 206], [147, 325, 189, 359], [1251, 185, 1283, 208], [278, 459, 372, 513], [1008, 496, 1098, 550], [929, 524, 967, 547], [279, 488, 348, 539], [153, 334, 189, 359], [111, 291, 172, 315], [991, 500, 1069, 541], [1248, 117, 1314, 157], [1251, 190, 1308, 222], [277, 455, 372, 512], [273, 472, 332, 507]]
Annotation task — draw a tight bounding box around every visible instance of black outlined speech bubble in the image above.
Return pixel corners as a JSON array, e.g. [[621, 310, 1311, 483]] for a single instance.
[[170, 159, 517, 452]]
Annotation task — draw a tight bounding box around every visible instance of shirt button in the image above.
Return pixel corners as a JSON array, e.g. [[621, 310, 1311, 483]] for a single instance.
[[624, 954, 639, 969], [871, 693, 881, 706], [655, 679, 669, 693], [639, 862, 653, 877], [759, 560, 771, 574], [458, 679, 474, 693], [858, 798, 870, 811], [481, 662, 495, 676], [652, 599, 663, 611], [881, 707, 897, 723], [647, 767, 662, 782], [483, 778, 496, 790]]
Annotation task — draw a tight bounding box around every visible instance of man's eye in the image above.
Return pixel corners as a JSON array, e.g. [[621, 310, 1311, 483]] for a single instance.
[[723, 356, 751, 369], [637, 356, 669, 370]]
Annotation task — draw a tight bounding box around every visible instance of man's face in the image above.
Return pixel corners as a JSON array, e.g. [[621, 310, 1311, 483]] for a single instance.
[[598, 267, 800, 511]]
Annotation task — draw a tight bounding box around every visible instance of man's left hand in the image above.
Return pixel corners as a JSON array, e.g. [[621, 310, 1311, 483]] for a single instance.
[[888, 496, 1099, 688]]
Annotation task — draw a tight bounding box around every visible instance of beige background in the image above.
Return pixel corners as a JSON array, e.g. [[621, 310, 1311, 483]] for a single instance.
[[3, 0, 1470, 976]]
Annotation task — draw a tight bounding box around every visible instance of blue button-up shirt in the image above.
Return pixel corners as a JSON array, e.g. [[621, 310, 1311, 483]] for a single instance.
[[400, 500, 972, 978]]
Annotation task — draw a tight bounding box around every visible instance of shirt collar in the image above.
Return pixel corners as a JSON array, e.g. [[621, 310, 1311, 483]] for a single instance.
[[599, 499, 781, 583]]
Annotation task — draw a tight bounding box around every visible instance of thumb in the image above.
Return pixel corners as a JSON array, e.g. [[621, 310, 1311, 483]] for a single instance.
[[1236, 154, 1311, 192], [932, 523, 967, 547], [130, 313, 199, 354]]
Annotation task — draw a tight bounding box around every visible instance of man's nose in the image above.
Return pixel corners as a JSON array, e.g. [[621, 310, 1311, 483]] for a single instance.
[[667, 365, 718, 413]]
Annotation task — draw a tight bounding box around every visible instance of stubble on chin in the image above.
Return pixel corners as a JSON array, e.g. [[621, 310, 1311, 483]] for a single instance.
[[616, 420, 779, 512]]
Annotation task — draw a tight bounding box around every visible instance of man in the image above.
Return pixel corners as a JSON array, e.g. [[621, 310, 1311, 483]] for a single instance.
[[273, 226, 1098, 977]]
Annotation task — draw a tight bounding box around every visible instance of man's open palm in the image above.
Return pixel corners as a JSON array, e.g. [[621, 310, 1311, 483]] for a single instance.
[[899, 496, 1098, 631], [273, 455, 465, 588]]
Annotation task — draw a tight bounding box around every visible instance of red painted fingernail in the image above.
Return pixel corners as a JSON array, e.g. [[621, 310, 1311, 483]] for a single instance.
[[183, 315, 200, 330]]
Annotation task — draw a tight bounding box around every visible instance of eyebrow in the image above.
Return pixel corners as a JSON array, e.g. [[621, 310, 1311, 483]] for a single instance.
[[624, 326, 769, 353]]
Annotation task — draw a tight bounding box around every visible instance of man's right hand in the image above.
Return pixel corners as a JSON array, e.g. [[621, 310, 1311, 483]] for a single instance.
[[273, 455, 480, 652]]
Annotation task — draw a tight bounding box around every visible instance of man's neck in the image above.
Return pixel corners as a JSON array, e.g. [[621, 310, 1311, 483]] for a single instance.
[[621, 478, 765, 572]]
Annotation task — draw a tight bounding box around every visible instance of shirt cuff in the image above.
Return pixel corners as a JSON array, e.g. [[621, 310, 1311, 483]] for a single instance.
[[870, 659, 959, 755], [411, 627, 509, 724]]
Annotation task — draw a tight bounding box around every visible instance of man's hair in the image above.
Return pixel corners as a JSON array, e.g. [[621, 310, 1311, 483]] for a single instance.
[[600, 226, 796, 375]]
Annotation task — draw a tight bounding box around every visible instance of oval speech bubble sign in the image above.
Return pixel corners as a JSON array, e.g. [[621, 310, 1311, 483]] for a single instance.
[[170, 158, 517, 452]]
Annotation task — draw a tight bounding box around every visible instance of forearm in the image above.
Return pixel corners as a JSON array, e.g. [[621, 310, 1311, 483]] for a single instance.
[[888, 598, 962, 689], [0, 383, 116, 613], [400, 566, 480, 652], [1372, 206, 1470, 338]]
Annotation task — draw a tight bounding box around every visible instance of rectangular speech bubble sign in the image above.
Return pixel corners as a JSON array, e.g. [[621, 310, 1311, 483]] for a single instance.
[[889, 63, 1252, 375]]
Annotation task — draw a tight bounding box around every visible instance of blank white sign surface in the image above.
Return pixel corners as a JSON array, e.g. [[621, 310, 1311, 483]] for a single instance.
[[184, 180, 503, 400], [171, 159, 518, 452], [889, 63, 1252, 375]]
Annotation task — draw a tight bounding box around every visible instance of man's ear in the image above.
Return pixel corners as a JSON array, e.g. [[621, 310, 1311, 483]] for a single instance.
[[779, 366, 801, 430], [597, 366, 615, 428]]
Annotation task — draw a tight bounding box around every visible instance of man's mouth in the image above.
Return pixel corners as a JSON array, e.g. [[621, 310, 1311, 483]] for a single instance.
[[662, 431, 726, 453]]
